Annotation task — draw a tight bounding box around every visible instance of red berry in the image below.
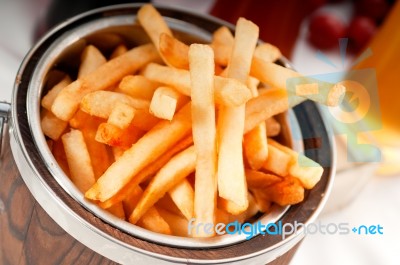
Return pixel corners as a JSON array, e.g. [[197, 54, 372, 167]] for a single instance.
[[308, 13, 347, 49], [356, 0, 389, 21], [347, 16, 377, 52]]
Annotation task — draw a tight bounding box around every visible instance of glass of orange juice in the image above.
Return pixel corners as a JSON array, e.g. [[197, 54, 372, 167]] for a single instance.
[[352, 0, 400, 175]]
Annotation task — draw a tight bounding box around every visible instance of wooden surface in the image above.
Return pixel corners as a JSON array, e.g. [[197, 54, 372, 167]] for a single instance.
[[0, 136, 301, 265]]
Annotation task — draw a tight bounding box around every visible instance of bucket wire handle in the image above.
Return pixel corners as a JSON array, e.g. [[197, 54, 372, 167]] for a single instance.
[[0, 101, 11, 158]]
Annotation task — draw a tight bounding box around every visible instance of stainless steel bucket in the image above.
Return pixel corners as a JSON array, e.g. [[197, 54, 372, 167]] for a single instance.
[[0, 4, 335, 264]]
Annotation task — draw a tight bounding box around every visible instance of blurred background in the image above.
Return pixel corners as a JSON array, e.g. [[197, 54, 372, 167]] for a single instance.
[[0, 0, 399, 264]]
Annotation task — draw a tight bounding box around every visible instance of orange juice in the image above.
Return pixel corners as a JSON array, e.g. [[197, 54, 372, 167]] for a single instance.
[[353, 1, 400, 173]]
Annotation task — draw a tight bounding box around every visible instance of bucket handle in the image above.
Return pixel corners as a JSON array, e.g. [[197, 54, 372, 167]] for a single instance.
[[0, 101, 11, 158]]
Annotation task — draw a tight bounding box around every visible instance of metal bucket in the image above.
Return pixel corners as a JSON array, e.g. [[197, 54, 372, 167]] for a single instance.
[[0, 4, 335, 264]]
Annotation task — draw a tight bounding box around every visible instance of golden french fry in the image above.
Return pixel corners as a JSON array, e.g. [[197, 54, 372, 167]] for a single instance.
[[78, 45, 107, 78], [218, 197, 247, 216], [129, 146, 196, 224], [52, 43, 160, 121], [168, 179, 194, 221], [264, 176, 304, 206], [41, 75, 72, 111], [62, 129, 96, 193], [159, 33, 190, 69], [118, 75, 159, 101], [110, 44, 128, 59], [266, 117, 281, 137], [246, 192, 260, 219], [79, 116, 112, 180], [108, 102, 136, 129], [189, 44, 217, 237], [136, 206, 172, 235], [211, 26, 234, 67], [85, 103, 192, 202], [106, 201, 126, 219], [250, 57, 346, 106], [250, 189, 272, 213], [80, 91, 149, 119], [268, 139, 324, 189], [137, 4, 173, 53], [142, 63, 252, 107], [246, 84, 273, 163], [217, 18, 259, 212], [121, 185, 143, 214], [95, 122, 144, 148], [157, 208, 189, 237], [149, 86, 188, 120], [253, 43, 281, 63], [52, 138, 70, 177], [243, 114, 268, 170], [262, 144, 292, 176], [131, 109, 160, 131], [98, 135, 193, 209], [41, 110, 68, 141], [245, 169, 282, 189], [245, 88, 306, 133]]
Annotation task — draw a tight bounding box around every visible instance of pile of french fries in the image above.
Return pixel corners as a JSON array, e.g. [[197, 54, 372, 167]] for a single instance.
[[41, 4, 345, 238]]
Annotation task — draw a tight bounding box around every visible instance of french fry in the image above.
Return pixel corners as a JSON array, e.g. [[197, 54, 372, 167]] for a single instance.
[[268, 139, 324, 189], [98, 135, 193, 209], [142, 63, 252, 107], [244, 88, 306, 133], [217, 18, 259, 213], [80, 91, 149, 119], [266, 117, 281, 137], [262, 144, 292, 176], [137, 4, 173, 53], [253, 43, 281, 63], [62, 129, 96, 193], [243, 86, 268, 170], [211, 26, 234, 67], [118, 75, 159, 101], [41, 75, 72, 111], [250, 189, 272, 213], [243, 122, 268, 170], [136, 206, 172, 235], [149, 86, 188, 120], [159, 33, 190, 69], [245, 169, 282, 189], [95, 122, 144, 148], [131, 109, 160, 131], [156, 194, 185, 217], [52, 43, 160, 121], [77, 45, 107, 78], [129, 146, 196, 224], [218, 197, 248, 216], [250, 57, 346, 106], [264, 176, 304, 206], [106, 201, 125, 219], [246, 192, 260, 220], [121, 185, 143, 214], [41, 110, 68, 141], [168, 179, 194, 221], [189, 44, 217, 237], [157, 208, 189, 237], [80, 116, 112, 180], [110, 44, 128, 59], [107, 102, 136, 129], [52, 138, 70, 177], [69, 109, 92, 129], [85, 103, 192, 202]]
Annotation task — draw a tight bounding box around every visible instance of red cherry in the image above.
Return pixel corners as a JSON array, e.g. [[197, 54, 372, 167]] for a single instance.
[[355, 0, 389, 21], [347, 16, 377, 53], [308, 13, 347, 49]]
